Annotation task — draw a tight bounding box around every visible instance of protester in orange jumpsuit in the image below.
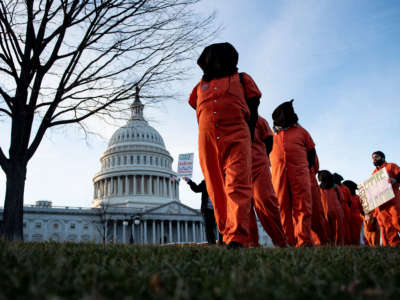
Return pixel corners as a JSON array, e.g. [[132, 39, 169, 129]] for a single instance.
[[333, 173, 352, 245], [247, 116, 287, 247], [310, 156, 331, 246], [371, 151, 400, 246], [342, 180, 363, 245], [362, 210, 380, 246], [188, 43, 261, 248], [317, 170, 344, 246], [269, 100, 315, 247]]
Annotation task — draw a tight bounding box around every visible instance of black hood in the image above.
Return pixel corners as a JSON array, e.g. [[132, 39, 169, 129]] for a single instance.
[[332, 173, 343, 185], [272, 99, 298, 128], [342, 180, 358, 196], [318, 170, 334, 189], [197, 42, 238, 82]]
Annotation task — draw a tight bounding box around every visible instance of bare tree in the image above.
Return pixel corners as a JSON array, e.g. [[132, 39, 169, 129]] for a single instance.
[[0, 0, 219, 240]]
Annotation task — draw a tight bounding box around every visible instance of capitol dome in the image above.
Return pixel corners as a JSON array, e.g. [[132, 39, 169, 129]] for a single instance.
[[92, 89, 179, 209]]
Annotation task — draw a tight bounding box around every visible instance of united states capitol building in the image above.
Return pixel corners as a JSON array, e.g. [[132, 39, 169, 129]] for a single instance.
[[0, 93, 272, 246]]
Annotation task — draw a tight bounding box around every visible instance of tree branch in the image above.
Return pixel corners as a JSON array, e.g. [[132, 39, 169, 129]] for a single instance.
[[0, 107, 12, 117]]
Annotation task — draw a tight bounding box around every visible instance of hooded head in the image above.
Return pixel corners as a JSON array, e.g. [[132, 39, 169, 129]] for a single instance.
[[372, 151, 385, 167], [272, 99, 298, 129], [318, 170, 334, 189], [332, 173, 343, 185], [342, 180, 358, 196], [197, 42, 238, 82]]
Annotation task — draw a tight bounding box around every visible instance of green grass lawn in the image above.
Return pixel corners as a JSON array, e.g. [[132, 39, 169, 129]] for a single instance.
[[0, 241, 399, 299]]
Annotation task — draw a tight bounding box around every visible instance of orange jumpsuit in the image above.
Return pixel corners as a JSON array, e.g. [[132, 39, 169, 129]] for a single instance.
[[270, 124, 315, 247], [248, 117, 287, 247], [310, 157, 331, 246], [349, 194, 363, 245], [362, 210, 380, 246], [189, 72, 261, 245], [320, 188, 345, 246], [338, 185, 353, 245], [372, 162, 400, 246]]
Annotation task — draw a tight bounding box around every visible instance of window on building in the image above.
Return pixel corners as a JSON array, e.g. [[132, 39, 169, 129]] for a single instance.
[[144, 156, 146, 164], [137, 156, 140, 164], [112, 157, 115, 166], [23, 222, 27, 228], [150, 157, 153, 165], [70, 223, 76, 229], [53, 223, 59, 229], [156, 157, 158, 165], [130, 156, 134, 164], [83, 224, 89, 230], [124, 156, 127, 165], [35, 222, 41, 229]]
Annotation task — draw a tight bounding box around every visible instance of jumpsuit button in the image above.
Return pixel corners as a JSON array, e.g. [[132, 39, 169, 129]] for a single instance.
[[214, 99, 217, 102], [213, 111, 216, 114], [215, 124, 219, 128], [214, 87, 217, 90], [216, 136, 220, 140]]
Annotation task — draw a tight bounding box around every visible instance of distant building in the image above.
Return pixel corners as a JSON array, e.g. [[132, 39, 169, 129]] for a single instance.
[[0, 92, 272, 246]]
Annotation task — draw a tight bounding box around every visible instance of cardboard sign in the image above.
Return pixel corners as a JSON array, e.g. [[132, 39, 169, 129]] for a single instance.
[[177, 153, 194, 178], [358, 168, 395, 214]]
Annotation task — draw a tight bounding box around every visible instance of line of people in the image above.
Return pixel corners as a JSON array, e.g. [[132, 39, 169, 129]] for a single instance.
[[186, 42, 400, 248]]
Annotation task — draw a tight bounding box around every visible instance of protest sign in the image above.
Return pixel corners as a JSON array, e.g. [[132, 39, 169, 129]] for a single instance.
[[358, 168, 395, 214], [177, 153, 194, 178]]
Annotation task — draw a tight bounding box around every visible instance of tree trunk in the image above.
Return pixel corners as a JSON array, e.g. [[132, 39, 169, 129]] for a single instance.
[[2, 160, 27, 241]]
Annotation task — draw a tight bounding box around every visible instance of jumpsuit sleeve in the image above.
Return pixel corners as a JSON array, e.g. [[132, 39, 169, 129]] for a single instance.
[[259, 118, 273, 139], [188, 83, 200, 109], [302, 128, 316, 168], [314, 155, 320, 172], [303, 128, 316, 150], [241, 73, 262, 99], [241, 73, 261, 141], [389, 163, 400, 182]]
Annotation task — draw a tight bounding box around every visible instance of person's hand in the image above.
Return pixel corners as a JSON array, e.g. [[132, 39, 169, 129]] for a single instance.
[[182, 176, 189, 182], [388, 177, 397, 184]]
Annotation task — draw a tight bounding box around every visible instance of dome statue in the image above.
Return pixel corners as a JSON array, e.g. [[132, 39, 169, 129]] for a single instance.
[[92, 87, 179, 209]]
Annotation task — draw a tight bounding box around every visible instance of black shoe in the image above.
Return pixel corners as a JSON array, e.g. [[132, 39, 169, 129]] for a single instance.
[[227, 241, 243, 249]]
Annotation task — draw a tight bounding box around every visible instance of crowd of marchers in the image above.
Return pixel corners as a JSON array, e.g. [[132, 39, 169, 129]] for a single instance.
[[184, 42, 400, 248]]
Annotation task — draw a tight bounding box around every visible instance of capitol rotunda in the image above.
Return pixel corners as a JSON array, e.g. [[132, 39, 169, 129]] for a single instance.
[[92, 92, 179, 209]]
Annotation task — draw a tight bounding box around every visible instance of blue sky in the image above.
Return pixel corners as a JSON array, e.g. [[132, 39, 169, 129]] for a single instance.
[[1, 0, 399, 209]]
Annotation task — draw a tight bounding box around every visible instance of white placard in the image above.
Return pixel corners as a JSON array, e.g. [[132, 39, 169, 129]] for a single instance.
[[358, 168, 395, 214], [177, 153, 194, 178]]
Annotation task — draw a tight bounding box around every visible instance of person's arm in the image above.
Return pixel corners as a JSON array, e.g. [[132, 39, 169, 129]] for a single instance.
[[186, 180, 202, 193]]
